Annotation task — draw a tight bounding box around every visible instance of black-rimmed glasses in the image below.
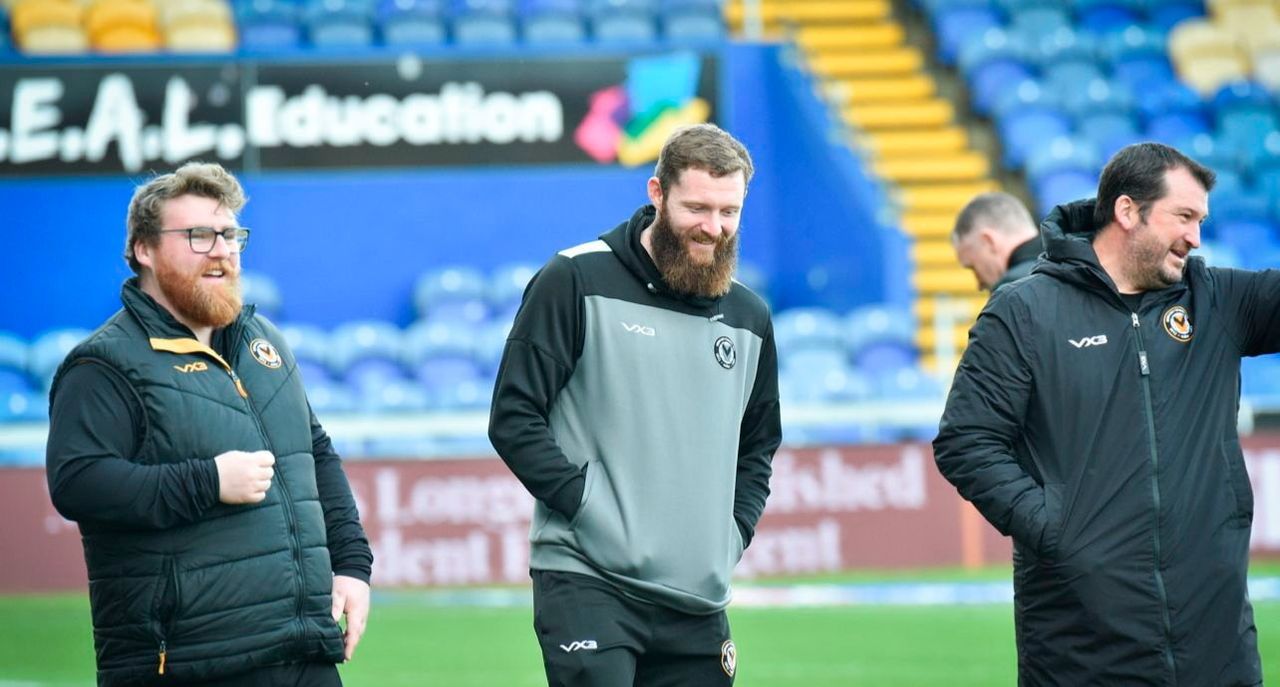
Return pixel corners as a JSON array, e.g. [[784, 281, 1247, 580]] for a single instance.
[[158, 227, 251, 254]]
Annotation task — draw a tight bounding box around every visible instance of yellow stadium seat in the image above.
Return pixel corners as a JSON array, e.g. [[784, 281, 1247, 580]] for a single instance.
[[19, 23, 89, 53], [86, 0, 159, 41], [1178, 54, 1251, 94], [165, 21, 235, 51], [92, 24, 161, 51], [1168, 19, 1240, 60], [156, 0, 231, 28], [11, 0, 82, 36]]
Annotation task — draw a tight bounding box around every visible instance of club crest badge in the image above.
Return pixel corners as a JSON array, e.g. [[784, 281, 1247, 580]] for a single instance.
[[714, 336, 736, 370], [249, 338, 283, 369], [721, 639, 736, 678], [1161, 305, 1193, 343]]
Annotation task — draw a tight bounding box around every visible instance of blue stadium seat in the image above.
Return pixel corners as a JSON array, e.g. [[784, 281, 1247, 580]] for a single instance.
[[414, 266, 489, 324], [360, 378, 430, 412], [1077, 111, 1141, 158], [0, 388, 46, 423], [1146, 110, 1211, 144], [662, 0, 724, 44], [237, 0, 304, 51], [0, 368, 33, 397], [240, 271, 283, 319], [999, 106, 1074, 170], [521, 0, 585, 43], [1009, 6, 1070, 39], [1044, 60, 1105, 97], [1034, 169, 1100, 215], [0, 332, 27, 374], [782, 346, 849, 374], [773, 307, 845, 354], [29, 328, 90, 390], [779, 364, 871, 405], [305, 377, 359, 414], [588, 0, 656, 43], [305, 0, 375, 47], [1022, 26, 1096, 69], [1074, 0, 1141, 35], [402, 320, 481, 389], [452, 0, 517, 44], [1059, 78, 1133, 119], [934, 4, 1003, 65], [473, 320, 512, 374], [968, 59, 1035, 117], [1025, 136, 1101, 182], [487, 262, 539, 316], [278, 323, 331, 378], [430, 375, 493, 410], [1145, 0, 1204, 33], [871, 366, 946, 401], [844, 304, 915, 359], [378, 0, 447, 45], [329, 320, 404, 379], [1242, 355, 1280, 409], [1134, 80, 1202, 123]]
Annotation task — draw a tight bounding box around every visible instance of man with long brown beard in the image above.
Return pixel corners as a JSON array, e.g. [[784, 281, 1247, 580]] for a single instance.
[[489, 124, 781, 686], [45, 162, 372, 687]]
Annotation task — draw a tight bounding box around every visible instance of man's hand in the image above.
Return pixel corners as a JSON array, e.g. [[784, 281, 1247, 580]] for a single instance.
[[331, 575, 371, 662], [213, 450, 275, 504]]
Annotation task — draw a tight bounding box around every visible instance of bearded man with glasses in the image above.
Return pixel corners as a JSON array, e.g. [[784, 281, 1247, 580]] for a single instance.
[[45, 162, 373, 687]]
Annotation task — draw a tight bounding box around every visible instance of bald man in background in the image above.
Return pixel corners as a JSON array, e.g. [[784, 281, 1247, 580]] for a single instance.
[[951, 191, 1042, 293]]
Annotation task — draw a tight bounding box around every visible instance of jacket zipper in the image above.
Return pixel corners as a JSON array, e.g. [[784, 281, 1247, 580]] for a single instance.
[[234, 367, 307, 645], [156, 556, 180, 674], [1132, 312, 1177, 681]]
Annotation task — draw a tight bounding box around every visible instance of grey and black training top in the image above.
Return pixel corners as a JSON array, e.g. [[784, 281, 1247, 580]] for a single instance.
[[489, 205, 781, 614]]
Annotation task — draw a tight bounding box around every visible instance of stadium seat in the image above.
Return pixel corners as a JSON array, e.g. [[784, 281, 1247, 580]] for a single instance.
[[1146, 110, 1212, 143], [1074, 0, 1141, 35], [360, 378, 430, 412], [473, 319, 512, 374], [845, 304, 915, 358], [661, 0, 723, 43], [452, 0, 518, 44], [430, 375, 492, 410], [305, 377, 359, 413], [998, 107, 1073, 170], [414, 266, 489, 324], [28, 328, 90, 389], [934, 4, 1002, 65], [486, 262, 539, 315], [0, 332, 27, 374], [278, 322, 330, 371], [521, 0, 586, 44], [783, 346, 849, 374], [329, 320, 404, 380], [305, 0, 375, 47], [88, 0, 163, 52], [1043, 61, 1105, 97], [779, 364, 871, 404], [773, 307, 845, 353], [1077, 111, 1141, 158], [402, 319, 481, 389], [240, 271, 283, 319], [1147, 0, 1205, 32], [236, 0, 303, 50], [378, 0, 447, 44], [1034, 168, 1100, 215], [588, 0, 656, 44], [1059, 78, 1133, 119]]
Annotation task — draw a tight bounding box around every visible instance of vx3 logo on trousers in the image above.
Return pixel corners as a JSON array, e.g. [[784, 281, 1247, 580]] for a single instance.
[[560, 640, 598, 653], [621, 322, 656, 336], [1069, 335, 1108, 348]]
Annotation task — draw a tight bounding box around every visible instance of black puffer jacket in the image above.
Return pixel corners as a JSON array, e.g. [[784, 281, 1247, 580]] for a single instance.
[[47, 281, 370, 686], [934, 199, 1280, 685]]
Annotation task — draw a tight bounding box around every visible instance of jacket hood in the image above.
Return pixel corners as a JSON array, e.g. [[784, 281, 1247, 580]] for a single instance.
[[1034, 198, 1121, 295], [600, 204, 720, 308]]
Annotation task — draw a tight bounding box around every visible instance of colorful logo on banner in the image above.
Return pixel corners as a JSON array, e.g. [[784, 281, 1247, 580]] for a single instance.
[[574, 52, 710, 166]]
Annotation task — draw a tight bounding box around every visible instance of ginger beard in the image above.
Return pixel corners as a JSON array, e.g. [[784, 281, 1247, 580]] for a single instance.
[[650, 202, 739, 299], [153, 255, 243, 329]]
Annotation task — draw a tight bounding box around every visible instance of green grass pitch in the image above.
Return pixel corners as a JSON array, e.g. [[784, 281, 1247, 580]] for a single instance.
[[4, 572, 1279, 686]]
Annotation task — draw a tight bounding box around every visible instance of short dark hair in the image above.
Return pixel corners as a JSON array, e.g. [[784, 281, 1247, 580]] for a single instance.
[[653, 124, 754, 195], [125, 162, 247, 273], [1093, 142, 1216, 229], [952, 191, 1036, 242]]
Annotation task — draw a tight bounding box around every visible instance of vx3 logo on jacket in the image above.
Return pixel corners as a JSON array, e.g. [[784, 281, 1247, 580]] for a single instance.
[[1068, 335, 1109, 348]]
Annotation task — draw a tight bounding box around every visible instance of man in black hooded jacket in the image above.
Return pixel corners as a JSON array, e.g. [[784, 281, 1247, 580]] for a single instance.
[[934, 142, 1279, 685]]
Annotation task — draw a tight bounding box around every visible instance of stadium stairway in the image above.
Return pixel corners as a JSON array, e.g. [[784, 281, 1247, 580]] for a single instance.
[[727, 0, 991, 371]]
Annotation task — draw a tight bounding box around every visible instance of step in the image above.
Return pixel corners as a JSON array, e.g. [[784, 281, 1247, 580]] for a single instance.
[[728, 0, 892, 25], [874, 152, 990, 183], [860, 127, 967, 155], [808, 47, 924, 77], [915, 323, 974, 351], [845, 99, 955, 129], [830, 75, 935, 106], [898, 210, 959, 238], [912, 267, 982, 293], [895, 182, 998, 212], [911, 240, 963, 267], [914, 294, 986, 322], [797, 23, 904, 50]]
